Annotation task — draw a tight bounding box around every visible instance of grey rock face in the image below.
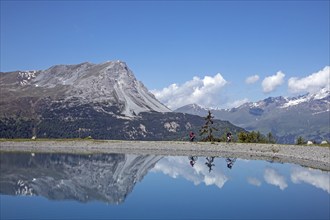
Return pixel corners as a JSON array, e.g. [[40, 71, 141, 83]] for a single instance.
[[1, 61, 170, 117]]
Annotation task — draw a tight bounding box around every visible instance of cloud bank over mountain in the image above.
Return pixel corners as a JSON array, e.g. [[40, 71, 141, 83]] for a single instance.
[[288, 66, 330, 94], [152, 73, 227, 110], [152, 66, 329, 110]]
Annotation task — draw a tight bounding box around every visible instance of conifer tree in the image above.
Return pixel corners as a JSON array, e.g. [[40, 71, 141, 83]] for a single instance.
[[200, 110, 217, 142], [238, 131, 272, 143], [296, 136, 305, 145], [238, 132, 248, 143], [267, 132, 276, 144]]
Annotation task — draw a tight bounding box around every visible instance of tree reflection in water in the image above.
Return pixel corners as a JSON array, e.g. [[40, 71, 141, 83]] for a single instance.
[[205, 156, 215, 172], [188, 156, 237, 172]]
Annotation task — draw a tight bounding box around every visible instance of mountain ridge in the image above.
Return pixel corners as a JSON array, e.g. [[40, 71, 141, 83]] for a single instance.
[[0, 61, 245, 140], [175, 89, 330, 144]]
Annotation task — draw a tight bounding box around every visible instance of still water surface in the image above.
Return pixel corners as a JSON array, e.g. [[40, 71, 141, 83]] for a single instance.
[[0, 152, 329, 219]]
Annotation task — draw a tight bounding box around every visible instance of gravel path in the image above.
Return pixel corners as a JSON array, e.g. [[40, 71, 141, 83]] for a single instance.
[[1, 140, 329, 171]]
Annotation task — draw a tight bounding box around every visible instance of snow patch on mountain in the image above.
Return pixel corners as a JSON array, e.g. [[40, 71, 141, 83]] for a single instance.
[[281, 88, 329, 108], [311, 88, 329, 100], [251, 102, 263, 108], [18, 70, 37, 85], [281, 96, 309, 108], [312, 109, 330, 115]]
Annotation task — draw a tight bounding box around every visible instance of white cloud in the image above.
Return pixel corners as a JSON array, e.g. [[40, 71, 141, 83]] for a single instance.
[[262, 71, 285, 93], [264, 167, 288, 190], [291, 167, 330, 193], [288, 66, 330, 94], [245, 75, 260, 84], [151, 73, 227, 110]]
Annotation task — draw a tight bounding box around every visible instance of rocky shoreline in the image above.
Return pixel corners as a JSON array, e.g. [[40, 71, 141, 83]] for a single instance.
[[1, 140, 329, 171]]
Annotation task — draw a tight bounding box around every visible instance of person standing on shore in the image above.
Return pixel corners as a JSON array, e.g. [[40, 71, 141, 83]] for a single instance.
[[189, 131, 196, 142], [227, 132, 232, 142]]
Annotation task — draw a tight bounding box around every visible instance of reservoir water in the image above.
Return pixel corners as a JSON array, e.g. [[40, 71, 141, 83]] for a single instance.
[[0, 152, 329, 219]]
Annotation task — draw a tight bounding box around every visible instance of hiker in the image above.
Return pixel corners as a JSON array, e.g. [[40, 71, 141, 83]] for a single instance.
[[189, 131, 196, 142], [226, 132, 232, 142]]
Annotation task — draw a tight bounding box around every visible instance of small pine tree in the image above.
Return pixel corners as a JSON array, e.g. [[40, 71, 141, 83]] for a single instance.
[[238, 132, 248, 143], [250, 131, 257, 143], [267, 132, 276, 144], [296, 136, 305, 145], [200, 110, 218, 142], [238, 131, 270, 143]]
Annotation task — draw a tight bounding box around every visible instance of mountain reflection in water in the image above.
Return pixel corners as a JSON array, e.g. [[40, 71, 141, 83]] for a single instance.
[[0, 152, 162, 204]]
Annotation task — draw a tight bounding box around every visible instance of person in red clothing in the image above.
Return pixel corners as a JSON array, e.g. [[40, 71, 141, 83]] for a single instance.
[[189, 131, 196, 142]]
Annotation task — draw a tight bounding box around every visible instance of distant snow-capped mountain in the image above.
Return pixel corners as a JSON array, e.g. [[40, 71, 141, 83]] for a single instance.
[[242, 88, 329, 111], [175, 89, 330, 144]]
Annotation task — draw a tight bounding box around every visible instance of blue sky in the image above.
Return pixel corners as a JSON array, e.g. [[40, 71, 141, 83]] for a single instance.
[[1, 0, 329, 109]]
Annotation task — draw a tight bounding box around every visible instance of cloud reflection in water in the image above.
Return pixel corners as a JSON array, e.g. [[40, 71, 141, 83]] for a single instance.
[[291, 167, 330, 193], [152, 156, 228, 189], [152, 156, 330, 194], [264, 167, 288, 190]]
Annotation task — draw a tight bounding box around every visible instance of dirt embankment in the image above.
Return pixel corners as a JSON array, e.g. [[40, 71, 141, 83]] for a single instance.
[[1, 140, 329, 171]]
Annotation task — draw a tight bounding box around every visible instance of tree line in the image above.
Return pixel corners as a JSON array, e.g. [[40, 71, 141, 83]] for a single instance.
[[199, 110, 276, 144]]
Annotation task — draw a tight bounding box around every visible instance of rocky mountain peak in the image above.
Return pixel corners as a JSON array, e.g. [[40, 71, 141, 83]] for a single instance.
[[1, 60, 171, 117]]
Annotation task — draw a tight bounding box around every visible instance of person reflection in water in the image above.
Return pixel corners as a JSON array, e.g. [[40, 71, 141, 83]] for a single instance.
[[188, 156, 198, 167], [226, 158, 236, 169], [205, 156, 215, 172]]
